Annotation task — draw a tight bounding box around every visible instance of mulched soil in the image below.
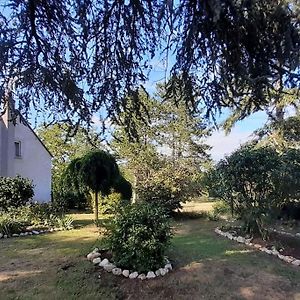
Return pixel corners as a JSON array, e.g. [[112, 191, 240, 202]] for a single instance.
[[252, 232, 300, 259]]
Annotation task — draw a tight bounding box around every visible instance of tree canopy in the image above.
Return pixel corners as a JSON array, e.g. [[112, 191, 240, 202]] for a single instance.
[[62, 150, 120, 220], [1, 0, 299, 134]]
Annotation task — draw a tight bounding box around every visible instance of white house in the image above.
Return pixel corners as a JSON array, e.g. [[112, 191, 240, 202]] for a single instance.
[[0, 100, 52, 203]]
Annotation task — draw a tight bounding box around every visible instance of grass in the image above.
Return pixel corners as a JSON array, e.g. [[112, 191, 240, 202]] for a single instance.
[[0, 203, 300, 300]]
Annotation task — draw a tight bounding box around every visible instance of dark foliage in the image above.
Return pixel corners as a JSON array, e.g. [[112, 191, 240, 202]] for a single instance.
[[62, 150, 120, 220], [0, 176, 34, 211], [113, 175, 132, 200], [1, 1, 299, 135]]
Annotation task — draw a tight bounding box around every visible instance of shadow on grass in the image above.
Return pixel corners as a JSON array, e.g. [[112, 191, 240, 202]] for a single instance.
[[1, 216, 300, 300]]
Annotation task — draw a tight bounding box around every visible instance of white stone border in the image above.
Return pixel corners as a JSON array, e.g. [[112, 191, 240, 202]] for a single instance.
[[214, 227, 300, 267], [87, 248, 173, 280], [0, 227, 72, 240]]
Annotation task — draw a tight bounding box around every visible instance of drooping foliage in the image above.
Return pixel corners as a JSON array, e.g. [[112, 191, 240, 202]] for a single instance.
[[38, 124, 102, 209], [1, 1, 299, 135], [62, 150, 120, 220]]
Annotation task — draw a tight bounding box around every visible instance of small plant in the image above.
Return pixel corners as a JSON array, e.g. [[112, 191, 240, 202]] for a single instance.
[[0, 214, 28, 236], [55, 215, 74, 230], [105, 202, 172, 273], [99, 192, 130, 214]]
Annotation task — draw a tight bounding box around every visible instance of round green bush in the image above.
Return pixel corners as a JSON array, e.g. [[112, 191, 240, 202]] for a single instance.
[[106, 202, 172, 273], [0, 176, 34, 211]]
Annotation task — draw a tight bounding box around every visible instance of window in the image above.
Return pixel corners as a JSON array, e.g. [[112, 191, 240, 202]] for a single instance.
[[14, 141, 21, 158]]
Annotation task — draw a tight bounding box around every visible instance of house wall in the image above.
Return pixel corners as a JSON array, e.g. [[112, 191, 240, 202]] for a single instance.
[[13, 117, 52, 203]]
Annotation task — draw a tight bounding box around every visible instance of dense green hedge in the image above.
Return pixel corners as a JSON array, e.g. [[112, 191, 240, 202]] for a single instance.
[[0, 176, 34, 211], [105, 202, 172, 273]]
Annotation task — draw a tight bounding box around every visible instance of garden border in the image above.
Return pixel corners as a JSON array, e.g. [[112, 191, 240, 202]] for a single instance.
[[214, 227, 300, 267], [0, 227, 71, 240], [86, 248, 173, 280]]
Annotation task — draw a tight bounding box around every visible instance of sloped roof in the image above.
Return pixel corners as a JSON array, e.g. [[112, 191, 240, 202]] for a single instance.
[[17, 112, 53, 158]]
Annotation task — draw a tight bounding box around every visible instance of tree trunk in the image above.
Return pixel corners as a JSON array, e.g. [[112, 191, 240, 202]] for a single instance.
[[94, 192, 99, 222], [132, 174, 138, 203]]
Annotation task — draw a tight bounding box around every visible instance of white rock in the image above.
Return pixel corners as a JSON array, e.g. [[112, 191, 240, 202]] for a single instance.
[[159, 268, 167, 276], [146, 271, 156, 279], [122, 270, 130, 277], [265, 249, 272, 255], [155, 269, 161, 276], [92, 257, 101, 264], [278, 254, 285, 260], [104, 263, 116, 272], [92, 247, 99, 253], [292, 259, 300, 266], [12, 234, 19, 237], [271, 250, 279, 256], [20, 232, 25, 236], [99, 258, 109, 267], [165, 263, 172, 270], [112, 268, 122, 275], [254, 244, 261, 249], [28, 232, 33, 235], [4, 235, 8, 238], [87, 252, 101, 261], [282, 256, 294, 263], [138, 274, 146, 280], [0, 233, 3, 238], [129, 272, 138, 279], [24, 232, 29, 236], [237, 236, 245, 243], [296, 233, 300, 237], [32, 230, 39, 235], [260, 247, 268, 252]]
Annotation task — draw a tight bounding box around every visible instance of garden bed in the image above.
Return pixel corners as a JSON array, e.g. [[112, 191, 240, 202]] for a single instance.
[[0, 225, 73, 239], [86, 248, 173, 280], [215, 227, 300, 267]]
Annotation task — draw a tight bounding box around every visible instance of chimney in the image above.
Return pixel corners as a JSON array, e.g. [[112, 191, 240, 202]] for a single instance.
[[0, 79, 16, 177]]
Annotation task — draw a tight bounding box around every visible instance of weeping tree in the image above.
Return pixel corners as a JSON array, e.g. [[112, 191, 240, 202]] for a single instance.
[[63, 150, 120, 221]]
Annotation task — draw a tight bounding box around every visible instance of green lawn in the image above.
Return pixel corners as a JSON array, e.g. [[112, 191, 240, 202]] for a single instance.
[[0, 206, 300, 300]]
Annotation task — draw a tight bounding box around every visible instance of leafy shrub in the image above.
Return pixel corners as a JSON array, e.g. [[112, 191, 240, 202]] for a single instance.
[[28, 203, 64, 226], [212, 201, 231, 217], [105, 202, 172, 273], [206, 146, 300, 238], [53, 189, 90, 211], [137, 162, 201, 214], [99, 192, 130, 214], [0, 176, 34, 211]]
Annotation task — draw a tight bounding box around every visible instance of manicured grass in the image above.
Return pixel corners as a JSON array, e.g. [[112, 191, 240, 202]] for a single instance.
[[0, 207, 300, 299]]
